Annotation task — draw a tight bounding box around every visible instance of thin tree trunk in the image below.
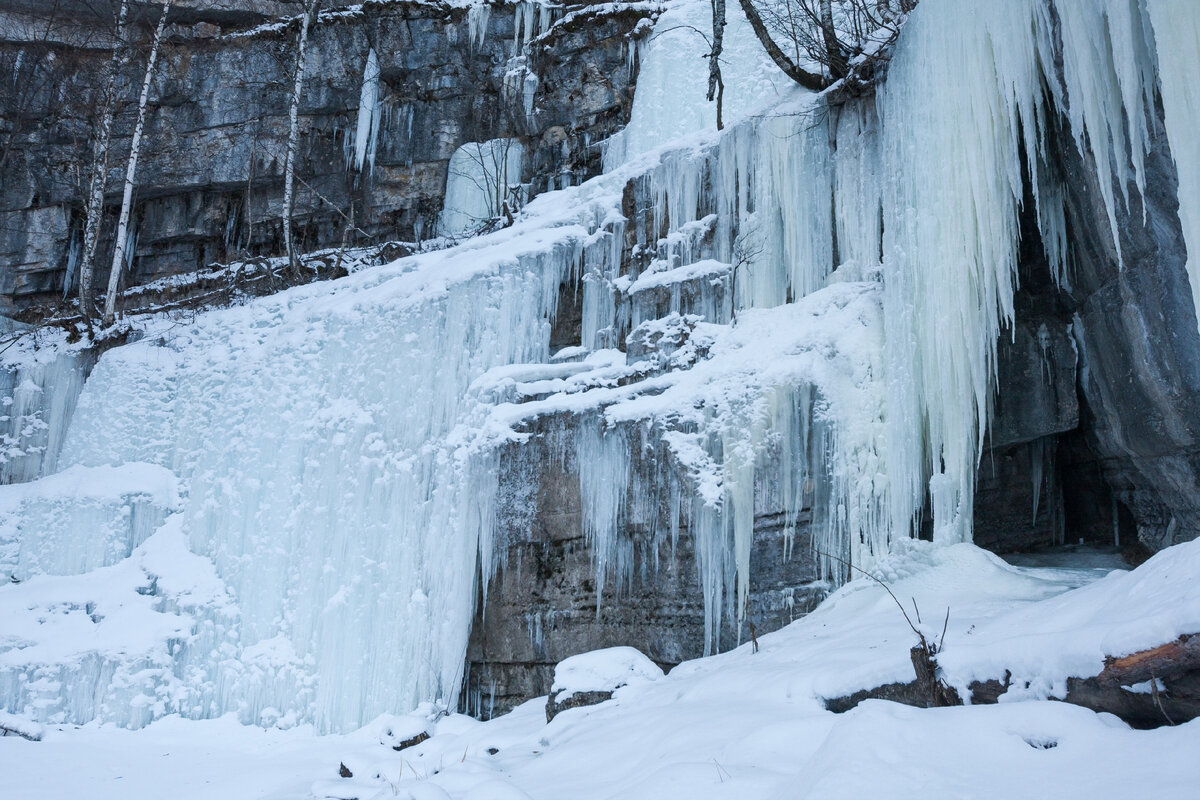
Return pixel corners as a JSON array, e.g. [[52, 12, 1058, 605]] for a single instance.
[[707, 0, 726, 130], [283, 0, 318, 277], [735, 0, 828, 91], [103, 0, 172, 327], [819, 0, 847, 79], [244, 112, 262, 257], [79, 0, 129, 331]]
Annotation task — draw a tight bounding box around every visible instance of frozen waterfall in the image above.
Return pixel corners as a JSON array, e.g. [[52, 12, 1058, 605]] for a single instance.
[[3, 0, 1200, 733]]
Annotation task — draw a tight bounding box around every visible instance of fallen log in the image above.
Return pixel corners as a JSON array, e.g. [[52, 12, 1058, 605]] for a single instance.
[[1095, 634, 1200, 688], [824, 634, 1200, 729]]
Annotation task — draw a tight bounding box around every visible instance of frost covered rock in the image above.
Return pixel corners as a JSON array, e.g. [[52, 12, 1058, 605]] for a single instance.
[[379, 710, 436, 751], [545, 646, 663, 721]]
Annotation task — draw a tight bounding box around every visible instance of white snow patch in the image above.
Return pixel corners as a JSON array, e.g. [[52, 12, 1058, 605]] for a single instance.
[[550, 646, 664, 701]]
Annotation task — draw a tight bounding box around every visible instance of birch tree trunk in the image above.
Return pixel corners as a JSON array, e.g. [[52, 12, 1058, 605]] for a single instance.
[[102, 0, 172, 327], [707, 0, 726, 130], [283, 0, 319, 277], [79, 0, 129, 330]]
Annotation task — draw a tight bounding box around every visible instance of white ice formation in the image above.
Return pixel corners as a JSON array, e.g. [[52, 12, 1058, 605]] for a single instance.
[[439, 138, 527, 236], [2, 0, 1199, 733], [352, 48, 382, 174]]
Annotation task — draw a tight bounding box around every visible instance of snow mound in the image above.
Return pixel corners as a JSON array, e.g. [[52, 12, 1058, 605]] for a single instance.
[[0, 710, 43, 741], [550, 646, 664, 700], [940, 536, 1200, 697]]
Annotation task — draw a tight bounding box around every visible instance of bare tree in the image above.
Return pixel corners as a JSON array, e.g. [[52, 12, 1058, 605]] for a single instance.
[[102, 0, 172, 326], [737, 0, 913, 93], [79, 0, 130, 331], [283, 0, 320, 276], [444, 138, 524, 236]]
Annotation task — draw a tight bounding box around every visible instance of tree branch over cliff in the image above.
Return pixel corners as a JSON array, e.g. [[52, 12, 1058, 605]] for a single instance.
[[736, 0, 914, 95], [736, 0, 827, 90]]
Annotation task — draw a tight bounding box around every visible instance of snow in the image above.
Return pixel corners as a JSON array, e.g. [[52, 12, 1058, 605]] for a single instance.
[[5, 540, 1200, 799], [0, 463, 179, 580], [0, 710, 43, 741], [549, 646, 664, 700], [0, 515, 235, 728], [938, 537, 1200, 696], [623, 258, 730, 293]]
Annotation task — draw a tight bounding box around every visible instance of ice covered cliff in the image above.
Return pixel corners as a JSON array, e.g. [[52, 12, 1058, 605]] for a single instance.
[[3, 0, 1200, 733]]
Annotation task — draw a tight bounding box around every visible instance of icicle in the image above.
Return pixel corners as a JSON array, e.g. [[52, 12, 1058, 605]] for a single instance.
[[467, 2, 491, 50], [61, 230, 81, 298], [877, 0, 1051, 544], [577, 422, 631, 607], [1052, 0, 1158, 265], [353, 48, 381, 174]]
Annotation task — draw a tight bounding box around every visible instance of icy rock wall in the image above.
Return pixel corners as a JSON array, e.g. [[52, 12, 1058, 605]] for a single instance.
[[0, 1, 646, 311], [8, 0, 1200, 733], [0, 348, 95, 485], [478, 0, 1200, 656], [3, 195, 633, 731]]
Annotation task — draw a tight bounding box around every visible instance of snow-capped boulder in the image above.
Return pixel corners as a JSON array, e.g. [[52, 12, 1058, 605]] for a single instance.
[[545, 646, 663, 722]]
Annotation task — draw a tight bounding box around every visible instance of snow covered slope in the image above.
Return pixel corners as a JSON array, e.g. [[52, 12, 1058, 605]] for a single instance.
[[6, 539, 1200, 799]]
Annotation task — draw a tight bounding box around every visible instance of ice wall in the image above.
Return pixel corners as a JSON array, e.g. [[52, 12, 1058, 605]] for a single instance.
[[0, 344, 94, 485], [490, 0, 1200, 631], [602, 0, 792, 168], [2, 191, 630, 730]]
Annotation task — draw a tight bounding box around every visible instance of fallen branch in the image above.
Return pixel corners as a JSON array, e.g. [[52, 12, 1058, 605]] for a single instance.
[[824, 633, 1200, 729]]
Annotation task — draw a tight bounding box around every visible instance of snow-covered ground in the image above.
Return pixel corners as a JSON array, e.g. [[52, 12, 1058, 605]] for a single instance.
[[5, 538, 1200, 799]]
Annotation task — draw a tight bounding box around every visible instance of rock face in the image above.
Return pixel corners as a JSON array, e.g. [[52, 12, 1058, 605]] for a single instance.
[[464, 414, 826, 719], [0, 0, 649, 313], [976, 100, 1200, 556]]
